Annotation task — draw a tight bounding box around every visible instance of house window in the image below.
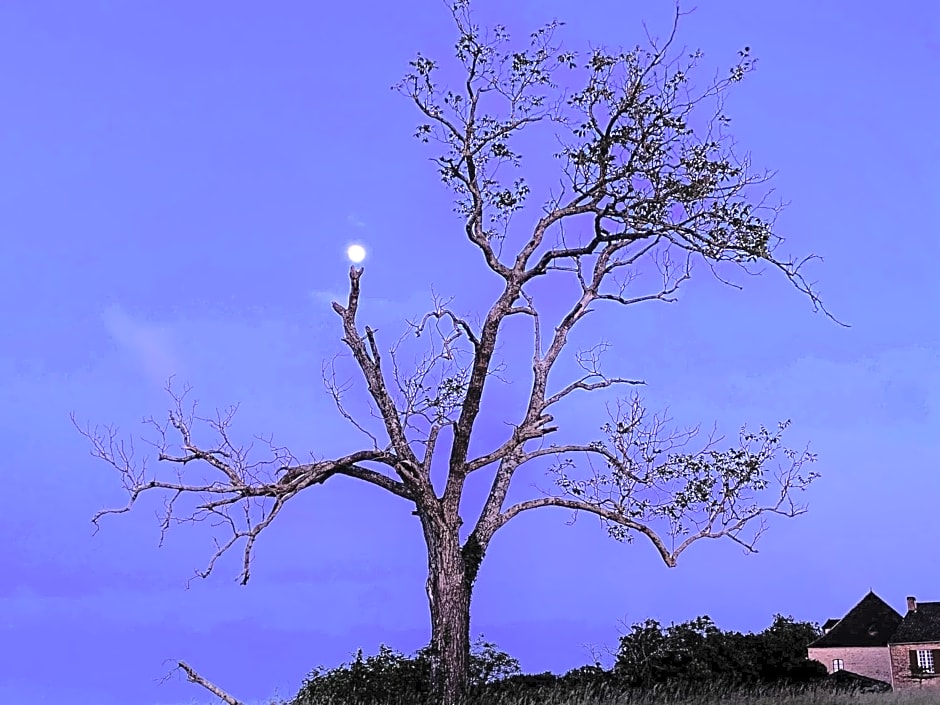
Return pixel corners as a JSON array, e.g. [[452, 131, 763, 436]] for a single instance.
[[917, 650, 935, 674], [832, 659, 844, 672]]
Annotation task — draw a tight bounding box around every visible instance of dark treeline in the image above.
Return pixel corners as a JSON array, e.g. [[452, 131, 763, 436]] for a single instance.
[[287, 614, 884, 705]]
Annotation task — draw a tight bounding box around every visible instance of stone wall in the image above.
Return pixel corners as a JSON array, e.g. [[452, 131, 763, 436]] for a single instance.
[[806, 646, 892, 684], [888, 643, 940, 691]]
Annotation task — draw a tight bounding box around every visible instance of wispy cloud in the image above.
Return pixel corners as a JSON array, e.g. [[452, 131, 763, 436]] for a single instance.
[[101, 304, 183, 388], [346, 213, 366, 228]]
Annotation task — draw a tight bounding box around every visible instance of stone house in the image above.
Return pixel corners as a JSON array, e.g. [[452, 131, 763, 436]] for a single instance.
[[806, 590, 940, 691], [888, 597, 940, 690]]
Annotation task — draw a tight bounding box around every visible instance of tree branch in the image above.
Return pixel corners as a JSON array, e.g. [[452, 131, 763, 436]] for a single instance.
[[483, 403, 818, 568], [332, 266, 424, 480], [73, 378, 419, 586], [176, 661, 245, 705], [321, 353, 382, 450], [500, 494, 681, 566]]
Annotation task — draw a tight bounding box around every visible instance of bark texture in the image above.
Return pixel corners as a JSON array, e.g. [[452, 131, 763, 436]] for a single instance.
[[421, 513, 474, 705]]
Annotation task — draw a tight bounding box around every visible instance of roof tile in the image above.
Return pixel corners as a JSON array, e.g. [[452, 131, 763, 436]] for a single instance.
[[890, 602, 940, 644], [808, 591, 903, 648]]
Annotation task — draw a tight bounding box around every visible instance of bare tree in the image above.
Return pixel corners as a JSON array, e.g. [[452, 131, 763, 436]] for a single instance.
[[75, 3, 839, 704]]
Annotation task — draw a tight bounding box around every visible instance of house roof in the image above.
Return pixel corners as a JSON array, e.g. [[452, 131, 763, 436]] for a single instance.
[[825, 669, 892, 693], [808, 591, 903, 648], [890, 602, 940, 644], [822, 618, 840, 631]]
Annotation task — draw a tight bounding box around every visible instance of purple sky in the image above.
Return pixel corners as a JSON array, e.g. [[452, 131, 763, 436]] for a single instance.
[[1, 1, 938, 704]]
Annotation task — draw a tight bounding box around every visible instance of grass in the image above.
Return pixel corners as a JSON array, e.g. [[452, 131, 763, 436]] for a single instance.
[[262, 680, 940, 705]]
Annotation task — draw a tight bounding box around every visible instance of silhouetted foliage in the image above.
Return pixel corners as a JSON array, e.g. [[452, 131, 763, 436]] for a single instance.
[[758, 615, 828, 683], [612, 613, 827, 693], [469, 667, 632, 704], [558, 663, 627, 697], [467, 671, 560, 702], [291, 636, 520, 705], [288, 613, 837, 705]]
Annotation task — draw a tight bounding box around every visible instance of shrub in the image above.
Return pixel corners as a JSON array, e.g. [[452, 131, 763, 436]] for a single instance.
[[290, 635, 520, 705], [612, 613, 828, 693]]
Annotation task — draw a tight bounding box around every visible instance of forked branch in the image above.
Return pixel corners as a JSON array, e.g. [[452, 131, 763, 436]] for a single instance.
[[73, 377, 418, 586], [483, 397, 818, 566]]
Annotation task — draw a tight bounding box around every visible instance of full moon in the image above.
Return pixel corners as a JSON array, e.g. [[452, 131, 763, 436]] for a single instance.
[[346, 244, 366, 263]]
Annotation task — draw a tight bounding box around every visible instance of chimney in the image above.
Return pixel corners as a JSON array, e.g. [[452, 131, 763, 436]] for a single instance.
[[907, 596, 917, 612]]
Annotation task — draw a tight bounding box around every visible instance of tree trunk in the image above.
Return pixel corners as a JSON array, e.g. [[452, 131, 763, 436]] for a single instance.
[[422, 517, 473, 705]]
